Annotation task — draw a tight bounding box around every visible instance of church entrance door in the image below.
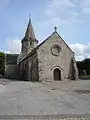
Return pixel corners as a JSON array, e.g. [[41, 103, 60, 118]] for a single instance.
[[53, 68, 61, 81]]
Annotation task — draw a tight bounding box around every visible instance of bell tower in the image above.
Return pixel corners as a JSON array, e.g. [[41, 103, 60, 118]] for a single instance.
[[21, 18, 38, 54]]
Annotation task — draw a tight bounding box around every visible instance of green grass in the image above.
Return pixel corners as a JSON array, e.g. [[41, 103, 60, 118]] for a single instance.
[[79, 75, 90, 79]]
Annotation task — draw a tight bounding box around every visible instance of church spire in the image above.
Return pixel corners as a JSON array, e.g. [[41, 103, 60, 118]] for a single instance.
[[24, 17, 36, 40]]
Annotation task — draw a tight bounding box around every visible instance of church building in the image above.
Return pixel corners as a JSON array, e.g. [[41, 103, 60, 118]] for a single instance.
[[17, 18, 78, 81], [5, 18, 78, 81]]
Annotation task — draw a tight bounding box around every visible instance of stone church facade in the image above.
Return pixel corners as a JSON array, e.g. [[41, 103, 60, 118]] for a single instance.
[[16, 18, 78, 82]]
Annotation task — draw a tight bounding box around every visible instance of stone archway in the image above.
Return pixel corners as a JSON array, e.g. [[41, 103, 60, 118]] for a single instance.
[[53, 68, 61, 81]]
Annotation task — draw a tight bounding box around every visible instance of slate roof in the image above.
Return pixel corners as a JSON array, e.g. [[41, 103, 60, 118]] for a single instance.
[[5, 54, 19, 65], [24, 18, 36, 40]]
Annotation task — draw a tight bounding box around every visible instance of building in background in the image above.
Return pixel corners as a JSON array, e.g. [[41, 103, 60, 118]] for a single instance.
[[5, 54, 19, 79]]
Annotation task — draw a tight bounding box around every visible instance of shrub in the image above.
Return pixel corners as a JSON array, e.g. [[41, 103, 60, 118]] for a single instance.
[[0, 52, 5, 76]]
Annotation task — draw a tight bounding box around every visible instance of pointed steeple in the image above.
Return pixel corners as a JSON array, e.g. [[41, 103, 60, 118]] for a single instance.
[[24, 17, 36, 40], [21, 17, 38, 54]]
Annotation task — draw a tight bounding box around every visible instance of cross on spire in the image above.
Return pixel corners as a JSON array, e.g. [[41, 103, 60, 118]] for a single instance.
[[54, 26, 57, 32]]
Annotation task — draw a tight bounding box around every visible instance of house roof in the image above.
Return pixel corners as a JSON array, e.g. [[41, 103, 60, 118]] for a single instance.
[[5, 53, 19, 65]]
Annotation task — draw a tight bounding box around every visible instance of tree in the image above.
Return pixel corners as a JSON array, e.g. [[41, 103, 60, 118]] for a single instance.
[[0, 51, 5, 75], [77, 58, 90, 76]]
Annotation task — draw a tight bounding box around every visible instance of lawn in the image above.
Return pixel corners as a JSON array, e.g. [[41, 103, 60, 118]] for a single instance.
[[79, 75, 90, 79]]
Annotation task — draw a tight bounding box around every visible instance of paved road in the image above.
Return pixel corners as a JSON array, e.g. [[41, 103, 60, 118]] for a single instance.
[[0, 79, 90, 115]]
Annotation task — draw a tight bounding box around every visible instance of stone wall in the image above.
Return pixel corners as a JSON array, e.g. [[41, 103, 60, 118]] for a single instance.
[[28, 52, 39, 81], [19, 51, 39, 81], [37, 32, 77, 82]]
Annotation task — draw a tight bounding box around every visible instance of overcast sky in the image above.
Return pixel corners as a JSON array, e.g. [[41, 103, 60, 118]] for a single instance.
[[0, 0, 90, 61]]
